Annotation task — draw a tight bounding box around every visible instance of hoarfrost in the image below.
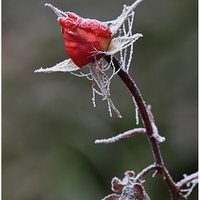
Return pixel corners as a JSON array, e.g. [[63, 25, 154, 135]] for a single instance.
[[151, 122, 165, 143], [90, 60, 122, 118], [104, 6, 143, 74], [132, 96, 139, 125], [147, 105, 165, 143]]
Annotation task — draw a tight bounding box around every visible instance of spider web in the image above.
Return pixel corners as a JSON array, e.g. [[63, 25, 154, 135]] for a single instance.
[[70, 10, 138, 118], [116, 11, 135, 73]]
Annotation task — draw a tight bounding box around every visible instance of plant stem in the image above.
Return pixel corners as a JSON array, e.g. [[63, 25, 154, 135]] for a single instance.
[[176, 172, 198, 190], [104, 55, 179, 200]]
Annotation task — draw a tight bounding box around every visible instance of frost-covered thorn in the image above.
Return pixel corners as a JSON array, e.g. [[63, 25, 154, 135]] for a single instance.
[[146, 105, 165, 143]]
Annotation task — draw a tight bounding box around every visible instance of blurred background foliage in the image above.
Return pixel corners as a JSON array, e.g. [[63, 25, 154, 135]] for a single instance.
[[3, 0, 197, 199]]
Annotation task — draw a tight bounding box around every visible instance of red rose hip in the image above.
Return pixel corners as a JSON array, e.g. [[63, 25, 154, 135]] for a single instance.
[[59, 13, 112, 67], [45, 4, 112, 67]]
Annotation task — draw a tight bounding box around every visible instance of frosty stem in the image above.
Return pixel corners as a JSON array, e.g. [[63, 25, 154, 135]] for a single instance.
[[104, 55, 181, 200]]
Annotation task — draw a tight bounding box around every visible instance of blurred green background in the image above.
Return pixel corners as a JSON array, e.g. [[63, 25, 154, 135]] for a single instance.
[[3, 0, 197, 199]]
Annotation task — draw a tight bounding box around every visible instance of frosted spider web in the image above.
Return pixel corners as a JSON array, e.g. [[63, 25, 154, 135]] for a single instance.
[[71, 9, 140, 118], [108, 11, 136, 73], [35, 0, 144, 118]]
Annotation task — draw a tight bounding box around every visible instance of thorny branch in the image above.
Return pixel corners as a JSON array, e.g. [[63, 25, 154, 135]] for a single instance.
[[103, 55, 198, 200], [35, 0, 198, 198]]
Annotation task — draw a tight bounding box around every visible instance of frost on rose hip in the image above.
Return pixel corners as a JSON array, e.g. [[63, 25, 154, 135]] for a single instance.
[[35, 2, 143, 118], [57, 12, 112, 67]]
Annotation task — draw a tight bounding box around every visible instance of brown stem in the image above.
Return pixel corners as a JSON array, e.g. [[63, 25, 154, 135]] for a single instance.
[[104, 55, 180, 199]]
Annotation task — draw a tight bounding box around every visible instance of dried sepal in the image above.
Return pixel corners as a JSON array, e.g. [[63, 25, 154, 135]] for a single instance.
[[106, 34, 143, 55], [107, 0, 144, 36], [34, 59, 80, 73], [45, 3, 67, 18], [102, 170, 152, 200], [112, 177, 125, 192], [102, 194, 121, 200], [111, 171, 135, 192], [125, 171, 135, 178]]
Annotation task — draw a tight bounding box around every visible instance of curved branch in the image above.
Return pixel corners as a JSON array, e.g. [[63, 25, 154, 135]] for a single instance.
[[134, 164, 162, 182], [104, 55, 180, 200]]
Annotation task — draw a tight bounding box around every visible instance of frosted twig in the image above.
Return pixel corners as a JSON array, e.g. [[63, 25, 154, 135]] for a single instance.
[[176, 172, 198, 198], [176, 172, 198, 189], [104, 55, 182, 199], [134, 164, 162, 182], [95, 128, 146, 144]]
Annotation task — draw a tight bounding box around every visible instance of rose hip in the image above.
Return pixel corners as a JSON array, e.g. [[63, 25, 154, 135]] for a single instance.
[[58, 13, 112, 67]]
